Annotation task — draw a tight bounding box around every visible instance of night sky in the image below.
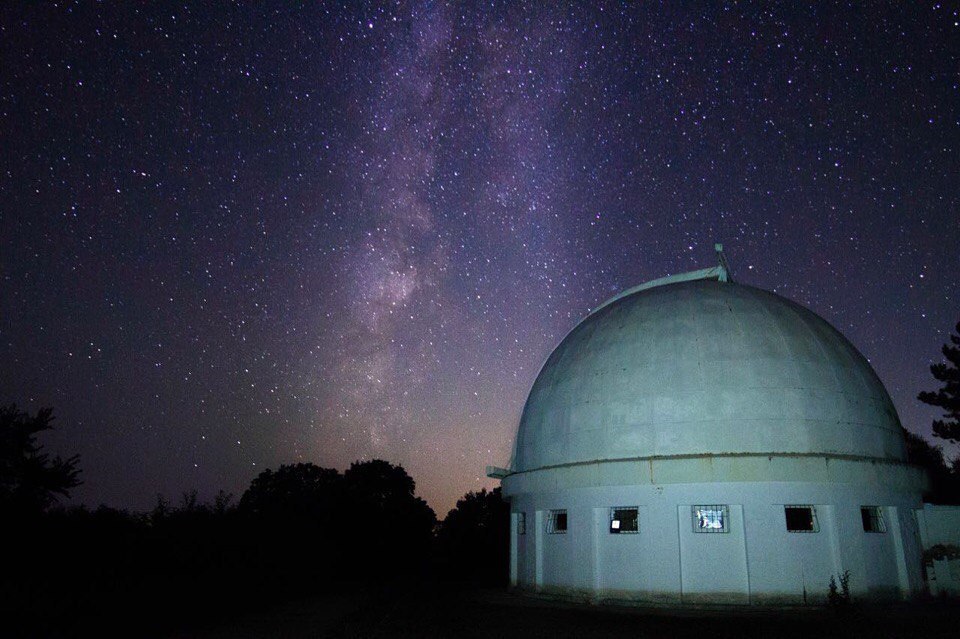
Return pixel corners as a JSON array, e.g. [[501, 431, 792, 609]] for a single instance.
[[2, 2, 958, 516]]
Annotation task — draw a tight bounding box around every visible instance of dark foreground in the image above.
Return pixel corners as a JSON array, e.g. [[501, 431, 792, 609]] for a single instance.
[[175, 586, 960, 639]]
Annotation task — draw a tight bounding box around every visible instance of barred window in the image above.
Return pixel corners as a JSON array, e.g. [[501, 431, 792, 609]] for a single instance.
[[785, 505, 819, 532], [692, 505, 729, 533], [548, 509, 567, 534], [517, 512, 526, 535], [609, 507, 639, 534], [861, 506, 886, 533]]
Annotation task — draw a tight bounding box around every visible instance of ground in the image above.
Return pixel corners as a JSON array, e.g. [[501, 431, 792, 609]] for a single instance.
[[175, 587, 960, 638]]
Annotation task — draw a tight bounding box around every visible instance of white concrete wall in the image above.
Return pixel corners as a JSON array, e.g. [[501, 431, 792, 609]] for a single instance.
[[508, 480, 925, 605], [678, 503, 749, 603]]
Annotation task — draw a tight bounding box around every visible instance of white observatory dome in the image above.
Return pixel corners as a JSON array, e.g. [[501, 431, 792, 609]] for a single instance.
[[513, 278, 905, 474]]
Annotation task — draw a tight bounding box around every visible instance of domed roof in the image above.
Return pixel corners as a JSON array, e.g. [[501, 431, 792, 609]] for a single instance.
[[512, 278, 906, 473]]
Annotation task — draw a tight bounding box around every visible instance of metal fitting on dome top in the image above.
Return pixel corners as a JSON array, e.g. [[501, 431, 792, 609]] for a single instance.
[[588, 245, 734, 317], [715, 242, 732, 282]]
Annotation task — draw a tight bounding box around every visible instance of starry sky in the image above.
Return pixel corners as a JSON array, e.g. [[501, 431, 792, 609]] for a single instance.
[[2, 2, 958, 516]]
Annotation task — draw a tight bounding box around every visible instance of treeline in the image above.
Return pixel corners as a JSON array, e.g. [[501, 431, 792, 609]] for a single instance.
[[1, 405, 508, 638]]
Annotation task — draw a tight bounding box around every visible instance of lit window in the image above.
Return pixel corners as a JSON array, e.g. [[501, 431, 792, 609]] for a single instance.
[[784, 505, 819, 532], [861, 506, 886, 533], [692, 505, 729, 533], [609, 507, 639, 533], [517, 512, 526, 535], [548, 509, 567, 534]]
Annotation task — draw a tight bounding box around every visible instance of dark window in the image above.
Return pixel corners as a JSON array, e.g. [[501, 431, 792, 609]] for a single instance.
[[692, 505, 729, 533], [517, 512, 526, 535], [785, 506, 819, 532], [548, 509, 567, 534], [610, 507, 639, 533], [861, 506, 886, 533]]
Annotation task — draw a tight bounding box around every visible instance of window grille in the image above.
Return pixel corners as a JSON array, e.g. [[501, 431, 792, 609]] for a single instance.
[[784, 505, 819, 532], [861, 506, 886, 533], [609, 507, 639, 533], [548, 509, 567, 534], [692, 505, 729, 533], [517, 512, 526, 535]]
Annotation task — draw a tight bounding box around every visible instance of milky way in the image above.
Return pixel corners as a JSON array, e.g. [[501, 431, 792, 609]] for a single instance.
[[2, 2, 958, 515]]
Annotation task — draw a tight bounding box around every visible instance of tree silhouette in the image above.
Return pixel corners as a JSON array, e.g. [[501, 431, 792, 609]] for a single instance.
[[239, 462, 343, 523], [236, 460, 434, 582], [343, 458, 416, 506], [0, 404, 81, 515], [919, 319, 960, 443], [343, 459, 436, 574], [238, 463, 346, 583], [437, 487, 509, 585]]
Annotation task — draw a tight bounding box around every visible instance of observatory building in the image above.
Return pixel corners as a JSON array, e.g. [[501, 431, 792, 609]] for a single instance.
[[488, 247, 930, 605]]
